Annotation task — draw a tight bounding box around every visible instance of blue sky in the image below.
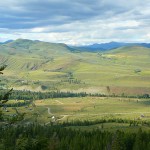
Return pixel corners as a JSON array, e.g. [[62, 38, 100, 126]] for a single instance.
[[0, 0, 150, 45]]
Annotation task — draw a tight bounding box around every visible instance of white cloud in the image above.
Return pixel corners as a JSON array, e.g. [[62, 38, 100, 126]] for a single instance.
[[0, 0, 150, 44]]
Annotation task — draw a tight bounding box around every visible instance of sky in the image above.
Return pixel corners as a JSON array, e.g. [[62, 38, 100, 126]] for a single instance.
[[0, 0, 150, 45]]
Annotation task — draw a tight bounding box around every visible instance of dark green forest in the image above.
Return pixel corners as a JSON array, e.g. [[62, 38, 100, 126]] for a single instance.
[[0, 124, 150, 150]]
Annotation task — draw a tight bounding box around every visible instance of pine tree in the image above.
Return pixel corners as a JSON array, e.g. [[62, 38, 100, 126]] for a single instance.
[[111, 131, 125, 150], [0, 65, 13, 121]]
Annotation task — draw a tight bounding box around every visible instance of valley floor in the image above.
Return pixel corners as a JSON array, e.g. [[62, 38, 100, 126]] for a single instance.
[[3, 96, 150, 132]]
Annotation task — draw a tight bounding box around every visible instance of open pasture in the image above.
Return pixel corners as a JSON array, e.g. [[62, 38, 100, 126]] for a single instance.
[[3, 97, 150, 124]]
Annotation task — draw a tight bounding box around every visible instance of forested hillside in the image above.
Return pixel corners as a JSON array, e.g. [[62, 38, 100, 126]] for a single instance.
[[0, 124, 150, 150]]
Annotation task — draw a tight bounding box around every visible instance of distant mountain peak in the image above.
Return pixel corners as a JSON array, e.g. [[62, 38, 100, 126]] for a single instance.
[[0, 40, 13, 44], [73, 41, 150, 52]]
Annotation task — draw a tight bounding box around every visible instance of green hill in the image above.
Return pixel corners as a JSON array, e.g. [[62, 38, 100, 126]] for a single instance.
[[0, 39, 150, 95], [108, 46, 150, 56]]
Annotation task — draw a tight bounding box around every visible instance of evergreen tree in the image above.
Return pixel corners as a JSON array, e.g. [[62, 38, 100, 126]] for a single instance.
[[111, 131, 125, 150], [133, 128, 145, 150], [0, 65, 13, 121]]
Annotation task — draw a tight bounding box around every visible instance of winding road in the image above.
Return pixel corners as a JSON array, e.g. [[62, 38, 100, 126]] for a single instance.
[[47, 107, 53, 115]]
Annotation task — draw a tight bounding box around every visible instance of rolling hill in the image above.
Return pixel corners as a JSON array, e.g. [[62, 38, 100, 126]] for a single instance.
[[0, 39, 150, 95]]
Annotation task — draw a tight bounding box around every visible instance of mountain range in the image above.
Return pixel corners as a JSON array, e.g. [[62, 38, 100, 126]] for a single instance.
[[1, 39, 150, 52], [73, 42, 150, 52]]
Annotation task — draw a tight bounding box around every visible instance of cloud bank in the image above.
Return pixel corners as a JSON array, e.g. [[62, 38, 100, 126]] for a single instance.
[[0, 0, 150, 45]]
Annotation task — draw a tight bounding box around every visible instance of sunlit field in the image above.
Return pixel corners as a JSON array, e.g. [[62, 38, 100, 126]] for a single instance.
[[2, 96, 150, 132]]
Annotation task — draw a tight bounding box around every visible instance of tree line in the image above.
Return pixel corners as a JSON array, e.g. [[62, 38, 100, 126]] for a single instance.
[[1, 90, 88, 100], [1, 90, 149, 101], [60, 118, 146, 127], [4, 101, 31, 107]]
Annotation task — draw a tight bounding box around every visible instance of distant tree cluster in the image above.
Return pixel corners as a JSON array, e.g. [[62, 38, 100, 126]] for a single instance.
[[2, 90, 88, 100], [5, 101, 31, 107], [60, 118, 150, 127], [134, 69, 141, 73], [1, 89, 149, 102]]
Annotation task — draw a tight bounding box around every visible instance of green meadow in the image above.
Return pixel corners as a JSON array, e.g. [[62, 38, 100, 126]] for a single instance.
[[2, 96, 150, 131]]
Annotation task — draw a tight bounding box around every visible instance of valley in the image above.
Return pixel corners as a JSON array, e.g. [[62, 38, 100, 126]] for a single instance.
[[0, 39, 150, 148], [0, 39, 150, 96], [1, 0, 150, 149], [2, 96, 150, 132]]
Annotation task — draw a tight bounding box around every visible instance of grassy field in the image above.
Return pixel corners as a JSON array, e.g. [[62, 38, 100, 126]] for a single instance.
[[3, 97, 150, 131], [0, 39, 150, 95]]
